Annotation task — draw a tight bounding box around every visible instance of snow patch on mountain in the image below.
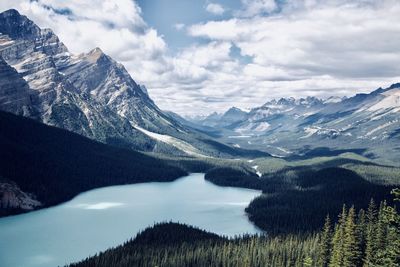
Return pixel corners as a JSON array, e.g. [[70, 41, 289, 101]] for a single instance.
[[368, 89, 400, 111], [365, 120, 399, 137], [133, 124, 207, 157], [252, 165, 262, 177]]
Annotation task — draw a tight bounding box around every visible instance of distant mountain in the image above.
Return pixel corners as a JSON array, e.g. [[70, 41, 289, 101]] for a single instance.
[[189, 107, 248, 128], [184, 85, 400, 163], [0, 9, 254, 158]]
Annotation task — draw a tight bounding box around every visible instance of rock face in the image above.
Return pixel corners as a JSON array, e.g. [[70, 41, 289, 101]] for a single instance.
[[0, 180, 41, 210], [0, 9, 240, 156], [0, 9, 155, 151], [0, 56, 36, 116]]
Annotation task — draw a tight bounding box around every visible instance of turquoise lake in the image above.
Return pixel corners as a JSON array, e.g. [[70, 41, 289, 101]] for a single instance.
[[0, 173, 262, 267]]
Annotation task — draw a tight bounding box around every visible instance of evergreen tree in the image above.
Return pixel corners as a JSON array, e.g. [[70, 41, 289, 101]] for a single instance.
[[357, 209, 367, 261], [318, 215, 332, 267], [343, 206, 361, 267], [376, 189, 400, 266], [364, 199, 378, 267], [329, 205, 347, 267]]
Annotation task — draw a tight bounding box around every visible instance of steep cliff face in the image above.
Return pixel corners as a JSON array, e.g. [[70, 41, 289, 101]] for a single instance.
[[0, 56, 36, 116], [0, 180, 41, 210], [0, 9, 157, 151], [0, 9, 256, 157]]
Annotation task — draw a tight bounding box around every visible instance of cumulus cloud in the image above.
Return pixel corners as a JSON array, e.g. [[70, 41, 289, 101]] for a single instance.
[[184, 0, 400, 114], [236, 0, 278, 17], [0, 0, 167, 87], [1, 0, 400, 115], [205, 3, 225, 15]]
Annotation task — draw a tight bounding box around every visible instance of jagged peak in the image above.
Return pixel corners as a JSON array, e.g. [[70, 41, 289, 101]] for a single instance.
[[387, 82, 400, 90], [263, 96, 323, 107], [85, 47, 107, 63], [0, 8, 20, 17], [369, 83, 400, 96], [0, 9, 41, 40]]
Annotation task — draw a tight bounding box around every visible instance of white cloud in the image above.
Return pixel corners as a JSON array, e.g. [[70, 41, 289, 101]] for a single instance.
[[174, 23, 185, 31], [1, 0, 400, 116], [236, 0, 277, 17], [0, 0, 167, 87], [205, 3, 225, 15], [182, 0, 400, 114]]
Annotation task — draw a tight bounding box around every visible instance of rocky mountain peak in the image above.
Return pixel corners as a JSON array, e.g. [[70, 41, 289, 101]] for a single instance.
[[263, 96, 323, 108], [86, 47, 106, 62], [0, 9, 41, 40], [387, 82, 400, 91]]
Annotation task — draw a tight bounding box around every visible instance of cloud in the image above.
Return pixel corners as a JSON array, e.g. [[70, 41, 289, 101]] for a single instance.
[[174, 23, 185, 31], [0, 0, 167, 87], [236, 0, 278, 17], [1, 0, 400, 116], [182, 0, 400, 114], [205, 3, 225, 15]]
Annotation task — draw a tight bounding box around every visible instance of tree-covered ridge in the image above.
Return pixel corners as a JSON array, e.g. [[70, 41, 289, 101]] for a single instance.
[[0, 111, 186, 217], [70, 190, 400, 267], [69, 222, 320, 267]]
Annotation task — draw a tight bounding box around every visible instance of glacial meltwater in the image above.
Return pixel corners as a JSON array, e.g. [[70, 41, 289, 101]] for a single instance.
[[0, 173, 262, 267]]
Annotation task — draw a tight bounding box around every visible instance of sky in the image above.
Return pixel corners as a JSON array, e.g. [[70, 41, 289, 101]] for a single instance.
[[1, 0, 400, 116]]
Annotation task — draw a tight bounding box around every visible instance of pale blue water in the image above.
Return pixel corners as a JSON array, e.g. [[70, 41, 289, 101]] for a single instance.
[[0, 173, 262, 267]]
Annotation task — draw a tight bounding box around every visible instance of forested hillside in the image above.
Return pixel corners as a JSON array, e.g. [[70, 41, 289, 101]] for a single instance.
[[0, 111, 186, 216], [204, 159, 398, 233], [70, 189, 400, 267]]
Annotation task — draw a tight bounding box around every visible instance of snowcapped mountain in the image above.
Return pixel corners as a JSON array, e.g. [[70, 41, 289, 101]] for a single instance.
[[185, 85, 400, 162], [0, 9, 258, 158], [192, 107, 248, 128]]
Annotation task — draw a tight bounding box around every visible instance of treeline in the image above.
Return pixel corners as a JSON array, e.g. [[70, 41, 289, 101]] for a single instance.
[[69, 222, 320, 267], [204, 164, 395, 233], [69, 190, 400, 267], [205, 166, 262, 189], [0, 111, 186, 216], [246, 167, 394, 233], [318, 190, 400, 266]]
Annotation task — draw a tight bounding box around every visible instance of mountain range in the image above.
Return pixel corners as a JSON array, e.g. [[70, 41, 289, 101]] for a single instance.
[[0, 9, 262, 158], [186, 84, 400, 164], [0, 9, 399, 165]]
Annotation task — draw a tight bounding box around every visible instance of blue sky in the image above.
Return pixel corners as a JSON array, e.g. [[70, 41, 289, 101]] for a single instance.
[[137, 0, 241, 51], [1, 0, 400, 115]]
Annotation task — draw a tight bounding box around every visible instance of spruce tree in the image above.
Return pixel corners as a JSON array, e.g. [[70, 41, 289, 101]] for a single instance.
[[318, 215, 332, 267], [329, 205, 347, 267], [364, 199, 378, 267], [343, 206, 361, 267]]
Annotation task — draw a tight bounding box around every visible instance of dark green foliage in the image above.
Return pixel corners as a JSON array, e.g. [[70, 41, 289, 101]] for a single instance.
[[70, 193, 400, 267], [0, 111, 187, 216], [318, 215, 332, 267], [69, 222, 319, 267], [205, 167, 262, 189], [328, 195, 400, 267], [246, 167, 394, 233], [199, 138, 270, 158]]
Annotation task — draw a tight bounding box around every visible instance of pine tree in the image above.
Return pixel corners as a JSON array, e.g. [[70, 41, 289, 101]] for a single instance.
[[343, 206, 361, 267], [364, 199, 378, 267], [318, 215, 332, 267], [357, 209, 367, 261], [376, 189, 400, 266], [329, 205, 347, 267]]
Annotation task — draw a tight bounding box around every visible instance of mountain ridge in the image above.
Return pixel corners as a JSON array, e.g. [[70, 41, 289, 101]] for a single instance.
[[184, 83, 400, 163], [0, 9, 257, 158]]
